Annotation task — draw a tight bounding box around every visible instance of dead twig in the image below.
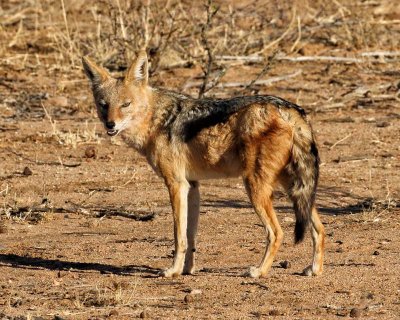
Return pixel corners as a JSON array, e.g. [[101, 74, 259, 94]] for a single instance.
[[95, 209, 156, 221], [2, 204, 156, 222], [198, 0, 220, 98], [1, 7, 42, 26], [332, 156, 375, 163], [216, 52, 400, 65], [360, 51, 400, 57], [5, 205, 74, 216], [215, 55, 263, 63], [243, 50, 278, 92], [369, 20, 400, 25], [184, 70, 302, 90], [260, 7, 297, 54], [4, 147, 81, 168], [60, 0, 74, 65], [315, 103, 346, 113], [148, 9, 179, 75], [278, 55, 363, 63], [290, 15, 302, 53], [329, 133, 353, 150]]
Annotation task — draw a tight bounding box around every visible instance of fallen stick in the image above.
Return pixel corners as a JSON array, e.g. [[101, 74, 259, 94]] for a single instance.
[[369, 20, 400, 25], [218, 70, 303, 88], [184, 70, 302, 89], [360, 51, 400, 57], [4, 147, 81, 167], [215, 55, 263, 62], [314, 103, 346, 113], [329, 133, 353, 150], [277, 55, 363, 63], [216, 55, 363, 63], [216, 52, 400, 64], [332, 156, 375, 163]]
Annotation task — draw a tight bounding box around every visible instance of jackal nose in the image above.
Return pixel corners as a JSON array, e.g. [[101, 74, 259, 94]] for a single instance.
[[105, 121, 115, 129]]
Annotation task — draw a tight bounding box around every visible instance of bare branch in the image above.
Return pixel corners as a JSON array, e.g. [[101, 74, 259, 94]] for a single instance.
[[244, 50, 278, 92], [198, 0, 220, 98], [184, 70, 302, 90]]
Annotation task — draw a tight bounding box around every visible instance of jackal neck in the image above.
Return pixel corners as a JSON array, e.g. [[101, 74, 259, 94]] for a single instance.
[[126, 87, 190, 152], [120, 86, 156, 154]]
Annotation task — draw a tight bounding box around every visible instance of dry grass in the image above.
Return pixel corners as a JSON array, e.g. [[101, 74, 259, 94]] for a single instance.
[[1, 0, 399, 98], [0, 0, 399, 212], [0, 1, 398, 136], [74, 279, 139, 308], [41, 102, 101, 148]]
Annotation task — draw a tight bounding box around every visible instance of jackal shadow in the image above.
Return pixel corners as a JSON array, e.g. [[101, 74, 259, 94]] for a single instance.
[[202, 185, 394, 215], [0, 253, 160, 277]]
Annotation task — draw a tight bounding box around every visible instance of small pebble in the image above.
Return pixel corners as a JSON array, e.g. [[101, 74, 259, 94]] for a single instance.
[[372, 250, 380, 256], [11, 297, 22, 307], [362, 292, 374, 300], [0, 221, 7, 234], [47, 96, 69, 108], [84, 146, 97, 159], [139, 310, 149, 319], [190, 289, 202, 295], [376, 121, 390, 128], [350, 308, 361, 318], [279, 260, 291, 269], [269, 310, 280, 316], [109, 309, 119, 317], [23, 166, 33, 176], [184, 294, 194, 303]]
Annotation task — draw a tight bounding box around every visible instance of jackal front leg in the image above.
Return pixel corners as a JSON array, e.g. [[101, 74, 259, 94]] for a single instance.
[[162, 179, 190, 278], [183, 181, 200, 275]]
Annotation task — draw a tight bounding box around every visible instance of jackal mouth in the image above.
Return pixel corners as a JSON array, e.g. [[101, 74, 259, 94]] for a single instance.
[[107, 129, 118, 136]]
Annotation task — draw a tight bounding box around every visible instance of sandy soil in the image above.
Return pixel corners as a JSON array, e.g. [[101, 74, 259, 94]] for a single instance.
[[1, 0, 399, 319]]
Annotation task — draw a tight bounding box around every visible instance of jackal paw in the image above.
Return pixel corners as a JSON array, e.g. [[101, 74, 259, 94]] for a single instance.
[[160, 268, 181, 278], [245, 266, 263, 278], [182, 265, 195, 275], [302, 265, 322, 276]]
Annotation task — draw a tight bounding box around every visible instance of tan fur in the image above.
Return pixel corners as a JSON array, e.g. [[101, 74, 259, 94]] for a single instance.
[[82, 51, 325, 278]]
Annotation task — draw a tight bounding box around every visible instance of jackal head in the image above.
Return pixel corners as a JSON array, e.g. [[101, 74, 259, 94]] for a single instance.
[[82, 51, 149, 136]]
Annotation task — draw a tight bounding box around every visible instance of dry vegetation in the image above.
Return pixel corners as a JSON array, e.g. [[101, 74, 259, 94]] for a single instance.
[[0, 0, 400, 319]]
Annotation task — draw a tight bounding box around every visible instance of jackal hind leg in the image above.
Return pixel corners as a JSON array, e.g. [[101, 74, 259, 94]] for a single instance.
[[244, 177, 283, 278], [183, 181, 200, 275], [303, 206, 325, 276], [162, 180, 190, 278]]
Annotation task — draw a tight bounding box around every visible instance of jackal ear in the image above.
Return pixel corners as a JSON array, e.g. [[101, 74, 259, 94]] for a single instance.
[[82, 56, 110, 85], [125, 50, 148, 85]]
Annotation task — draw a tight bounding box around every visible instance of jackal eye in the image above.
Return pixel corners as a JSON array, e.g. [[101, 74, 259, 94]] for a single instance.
[[121, 101, 131, 108]]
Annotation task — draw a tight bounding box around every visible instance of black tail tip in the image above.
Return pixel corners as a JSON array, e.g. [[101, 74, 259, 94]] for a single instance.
[[294, 220, 307, 244]]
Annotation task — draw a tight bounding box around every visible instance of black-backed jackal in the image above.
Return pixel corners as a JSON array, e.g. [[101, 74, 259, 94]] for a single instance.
[[82, 51, 325, 278]]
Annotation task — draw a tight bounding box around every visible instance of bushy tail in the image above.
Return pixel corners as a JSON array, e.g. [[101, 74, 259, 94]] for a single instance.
[[285, 126, 320, 244]]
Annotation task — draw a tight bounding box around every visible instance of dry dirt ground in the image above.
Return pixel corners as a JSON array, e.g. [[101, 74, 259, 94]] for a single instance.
[[1, 0, 400, 319]]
